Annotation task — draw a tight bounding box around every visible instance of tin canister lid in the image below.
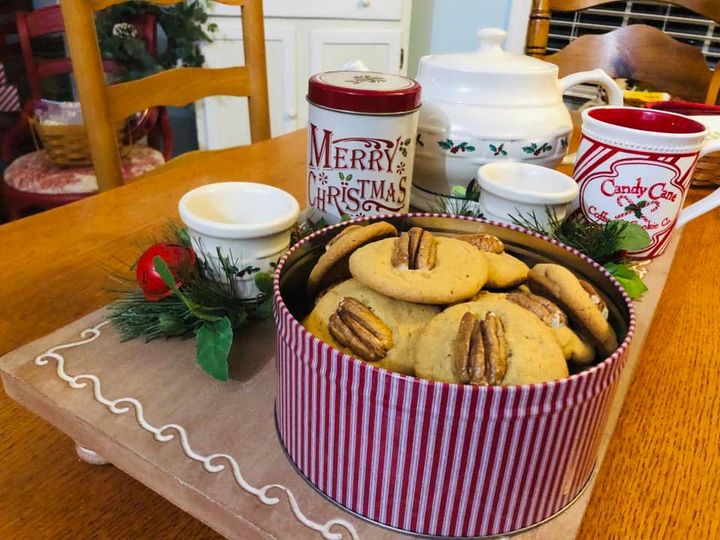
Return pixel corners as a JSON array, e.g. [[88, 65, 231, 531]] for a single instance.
[[308, 71, 421, 114]]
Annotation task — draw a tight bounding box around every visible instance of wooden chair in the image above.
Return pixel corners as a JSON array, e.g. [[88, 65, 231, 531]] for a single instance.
[[62, 0, 271, 192], [526, 0, 720, 104], [1, 5, 172, 220]]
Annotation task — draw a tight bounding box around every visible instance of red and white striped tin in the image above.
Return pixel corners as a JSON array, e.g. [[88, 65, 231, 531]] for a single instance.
[[273, 214, 635, 537]]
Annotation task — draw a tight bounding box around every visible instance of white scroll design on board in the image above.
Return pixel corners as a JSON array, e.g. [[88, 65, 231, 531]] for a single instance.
[[34, 321, 358, 540]]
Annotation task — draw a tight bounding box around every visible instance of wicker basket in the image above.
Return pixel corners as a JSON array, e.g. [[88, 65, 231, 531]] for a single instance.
[[30, 117, 129, 166], [690, 151, 720, 187]]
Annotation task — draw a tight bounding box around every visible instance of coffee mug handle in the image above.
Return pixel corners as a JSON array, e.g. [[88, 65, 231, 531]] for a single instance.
[[676, 139, 720, 227]]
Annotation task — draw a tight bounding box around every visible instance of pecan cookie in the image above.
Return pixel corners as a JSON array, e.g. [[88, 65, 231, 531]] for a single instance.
[[307, 221, 398, 299], [454, 233, 528, 289], [527, 264, 618, 357], [505, 289, 595, 365], [349, 228, 488, 304], [482, 252, 529, 289], [415, 297, 568, 385], [302, 278, 439, 375]]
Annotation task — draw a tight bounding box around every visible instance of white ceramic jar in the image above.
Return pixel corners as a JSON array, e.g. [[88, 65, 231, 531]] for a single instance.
[[307, 71, 421, 224], [411, 28, 623, 211], [179, 182, 299, 300]]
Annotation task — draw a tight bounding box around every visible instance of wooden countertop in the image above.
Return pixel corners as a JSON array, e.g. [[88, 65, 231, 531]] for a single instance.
[[1, 130, 718, 539]]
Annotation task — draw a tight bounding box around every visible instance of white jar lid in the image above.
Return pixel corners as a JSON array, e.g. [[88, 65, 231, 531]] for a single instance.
[[416, 28, 561, 106]]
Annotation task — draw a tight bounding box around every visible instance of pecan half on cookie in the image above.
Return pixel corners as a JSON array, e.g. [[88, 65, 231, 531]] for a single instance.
[[391, 227, 437, 270], [578, 279, 609, 320], [453, 311, 508, 385], [454, 233, 505, 254], [328, 297, 393, 362], [506, 290, 568, 328]]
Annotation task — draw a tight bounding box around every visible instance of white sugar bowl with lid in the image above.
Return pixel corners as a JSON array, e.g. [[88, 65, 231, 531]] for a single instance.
[[411, 27, 623, 211], [306, 70, 421, 224]]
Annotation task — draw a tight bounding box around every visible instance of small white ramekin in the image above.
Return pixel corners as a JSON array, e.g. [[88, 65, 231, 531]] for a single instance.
[[477, 162, 578, 229], [179, 182, 300, 299]]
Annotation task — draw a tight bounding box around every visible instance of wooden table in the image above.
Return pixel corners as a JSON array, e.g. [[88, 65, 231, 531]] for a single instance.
[[1, 130, 718, 539]]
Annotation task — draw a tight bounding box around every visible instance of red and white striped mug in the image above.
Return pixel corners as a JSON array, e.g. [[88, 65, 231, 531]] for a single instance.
[[573, 106, 720, 258]]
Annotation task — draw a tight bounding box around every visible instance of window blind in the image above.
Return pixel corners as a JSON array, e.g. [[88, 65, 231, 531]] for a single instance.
[[548, 1, 719, 68]]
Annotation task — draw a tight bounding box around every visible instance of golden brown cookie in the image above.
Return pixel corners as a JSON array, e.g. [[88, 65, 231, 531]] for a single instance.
[[483, 252, 529, 289], [503, 288, 595, 364], [349, 229, 488, 305], [415, 297, 568, 385], [527, 263, 618, 357], [302, 278, 439, 375], [307, 221, 397, 299]]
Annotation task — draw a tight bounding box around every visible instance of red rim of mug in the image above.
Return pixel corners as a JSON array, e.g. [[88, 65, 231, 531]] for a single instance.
[[587, 106, 706, 135]]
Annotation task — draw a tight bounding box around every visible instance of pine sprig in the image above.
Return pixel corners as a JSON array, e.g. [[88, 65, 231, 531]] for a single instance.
[[511, 208, 651, 299], [107, 225, 275, 380], [511, 210, 631, 264]]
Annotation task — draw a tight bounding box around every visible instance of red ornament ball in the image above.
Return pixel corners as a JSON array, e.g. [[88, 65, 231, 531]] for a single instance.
[[136, 243, 196, 301]]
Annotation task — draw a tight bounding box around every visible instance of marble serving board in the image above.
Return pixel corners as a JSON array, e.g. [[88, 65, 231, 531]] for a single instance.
[[0, 234, 680, 540]]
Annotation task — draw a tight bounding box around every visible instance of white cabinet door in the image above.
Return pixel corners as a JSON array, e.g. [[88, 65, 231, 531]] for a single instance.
[[196, 20, 298, 150], [209, 0, 404, 21], [309, 28, 403, 76]]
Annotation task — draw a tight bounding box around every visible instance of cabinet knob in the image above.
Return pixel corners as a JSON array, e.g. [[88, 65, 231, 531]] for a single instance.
[[360, 0, 371, 7], [287, 111, 298, 120]]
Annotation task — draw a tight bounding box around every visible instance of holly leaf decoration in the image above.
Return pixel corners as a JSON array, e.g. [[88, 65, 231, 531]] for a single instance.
[[339, 172, 345, 181], [256, 297, 273, 319], [604, 262, 648, 300], [345, 174, 353, 181], [404, 138, 411, 145], [196, 317, 233, 381], [614, 221, 651, 251], [254, 271, 273, 296]]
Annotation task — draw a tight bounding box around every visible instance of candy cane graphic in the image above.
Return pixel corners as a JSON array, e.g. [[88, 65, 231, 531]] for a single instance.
[[614, 195, 660, 224]]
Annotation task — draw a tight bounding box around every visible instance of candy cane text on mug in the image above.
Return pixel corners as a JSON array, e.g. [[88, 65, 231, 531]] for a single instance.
[[573, 106, 720, 259]]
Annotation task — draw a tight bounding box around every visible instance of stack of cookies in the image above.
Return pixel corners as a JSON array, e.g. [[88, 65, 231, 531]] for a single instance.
[[302, 222, 619, 386]]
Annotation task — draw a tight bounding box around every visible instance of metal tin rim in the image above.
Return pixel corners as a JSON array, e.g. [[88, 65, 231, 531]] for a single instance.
[[273, 212, 636, 394], [273, 407, 596, 539], [307, 97, 422, 117]]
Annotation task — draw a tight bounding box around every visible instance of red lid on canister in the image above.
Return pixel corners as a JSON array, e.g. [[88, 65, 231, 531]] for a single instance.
[[308, 71, 422, 114]]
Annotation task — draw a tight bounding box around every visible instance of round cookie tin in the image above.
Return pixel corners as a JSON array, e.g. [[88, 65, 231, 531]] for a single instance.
[[273, 214, 635, 538], [306, 71, 421, 224]]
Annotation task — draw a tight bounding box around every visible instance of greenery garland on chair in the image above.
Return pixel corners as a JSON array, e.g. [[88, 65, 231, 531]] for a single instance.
[[96, 0, 217, 82]]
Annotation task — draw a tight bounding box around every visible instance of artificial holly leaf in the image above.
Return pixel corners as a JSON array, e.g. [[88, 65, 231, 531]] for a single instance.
[[604, 262, 648, 300], [196, 317, 233, 381], [613, 222, 651, 251], [254, 271, 273, 295], [153, 256, 221, 322], [256, 297, 273, 319]]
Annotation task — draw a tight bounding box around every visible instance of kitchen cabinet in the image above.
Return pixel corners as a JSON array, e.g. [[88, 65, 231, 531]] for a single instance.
[[196, 0, 412, 149]]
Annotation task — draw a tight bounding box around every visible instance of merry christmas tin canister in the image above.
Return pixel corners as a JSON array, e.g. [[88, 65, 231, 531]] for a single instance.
[[306, 71, 421, 223]]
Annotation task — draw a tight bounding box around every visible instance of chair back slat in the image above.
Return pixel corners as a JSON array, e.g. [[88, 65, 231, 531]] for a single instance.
[[91, 0, 246, 9], [546, 25, 712, 102], [62, 0, 270, 191], [548, 0, 720, 21], [527, 0, 718, 103], [529, 0, 720, 57], [107, 66, 250, 121]]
